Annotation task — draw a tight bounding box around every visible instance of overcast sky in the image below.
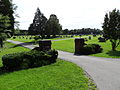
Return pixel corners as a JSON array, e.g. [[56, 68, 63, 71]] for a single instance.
[[13, 0, 120, 30]]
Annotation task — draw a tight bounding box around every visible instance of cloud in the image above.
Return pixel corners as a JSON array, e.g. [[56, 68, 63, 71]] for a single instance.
[[13, 0, 120, 30]]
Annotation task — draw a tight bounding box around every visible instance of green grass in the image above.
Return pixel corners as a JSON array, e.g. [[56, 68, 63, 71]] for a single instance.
[[52, 39, 75, 53], [0, 42, 30, 67], [0, 60, 96, 90], [9, 35, 120, 58], [0, 41, 96, 90], [9, 36, 35, 43], [52, 36, 120, 58], [9, 35, 75, 43]]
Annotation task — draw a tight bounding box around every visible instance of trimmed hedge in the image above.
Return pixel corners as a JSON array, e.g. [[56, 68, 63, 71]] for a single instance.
[[2, 50, 58, 71], [79, 44, 103, 55]]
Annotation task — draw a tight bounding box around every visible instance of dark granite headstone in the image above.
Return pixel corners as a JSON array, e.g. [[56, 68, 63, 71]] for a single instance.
[[39, 40, 51, 51], [74, 38, 85, 54]]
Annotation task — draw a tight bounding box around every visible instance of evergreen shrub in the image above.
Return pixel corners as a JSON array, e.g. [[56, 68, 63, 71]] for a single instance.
[[2, 50, 58, 71], [80, 44, 102, 55]]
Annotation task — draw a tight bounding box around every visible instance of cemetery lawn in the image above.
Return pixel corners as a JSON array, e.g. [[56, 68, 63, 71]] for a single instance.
[[52, 36, 120, 58], [0, 42, 96, 90], [10, 35, 75, 43]]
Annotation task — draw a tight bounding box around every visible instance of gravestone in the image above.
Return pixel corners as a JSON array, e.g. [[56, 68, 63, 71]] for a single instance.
[[74, 38, 85, 54], [88, 36, 91, 40], [39, 40, 51, 51], [98, 37, 106, 42]]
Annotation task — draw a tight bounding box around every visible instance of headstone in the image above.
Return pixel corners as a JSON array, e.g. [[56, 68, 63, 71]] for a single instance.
[[88, 36, 91, 40], [74, 38, 85, 54], [93, 34, 96, 37], [98, 37, 106, 42], [39, 40, 51, 51]]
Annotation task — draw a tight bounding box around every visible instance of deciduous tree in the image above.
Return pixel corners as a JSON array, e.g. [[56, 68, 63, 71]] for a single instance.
[[46, 14, 62, 37], [102, 9, 120, 51]]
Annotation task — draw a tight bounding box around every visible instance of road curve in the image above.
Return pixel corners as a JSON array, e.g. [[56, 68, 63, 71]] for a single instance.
[[58, 50, 120, 90]]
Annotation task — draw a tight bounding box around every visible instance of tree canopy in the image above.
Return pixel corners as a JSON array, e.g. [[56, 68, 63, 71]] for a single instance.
[[102, 9, 120, 51], [0, 0, 14, 33], [0, 14, 11, 47], [28, 9, 62, 38], [45, 14, 62, 38], [28, 8, 47, 38], [0, 0, 16, 47]]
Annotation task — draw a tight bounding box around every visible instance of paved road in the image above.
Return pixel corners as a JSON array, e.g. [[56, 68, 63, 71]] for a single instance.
[[7, 40, 120, 90]]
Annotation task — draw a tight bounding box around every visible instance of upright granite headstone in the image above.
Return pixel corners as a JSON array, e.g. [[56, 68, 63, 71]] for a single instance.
[[39, 40, 51, 51], [74, 38, 85, 54]]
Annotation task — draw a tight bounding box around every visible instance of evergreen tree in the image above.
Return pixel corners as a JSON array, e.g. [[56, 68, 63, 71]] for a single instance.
[[102, 9, 120, 51], [28, 8, 47, 38], [0, 0, 15, 34], [46, 14, 62, 37], [28, 23, 35, 35], [0, 14, 11, 47]]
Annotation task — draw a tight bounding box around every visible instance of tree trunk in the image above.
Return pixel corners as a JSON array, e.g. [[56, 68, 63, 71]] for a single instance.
[[112, 42, 116, 51], [0, 39, 3, 48], [47, 35, 50, 39]]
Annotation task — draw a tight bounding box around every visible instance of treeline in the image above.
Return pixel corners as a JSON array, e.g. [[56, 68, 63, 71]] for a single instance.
[[62, 28, 102, 35], [15, 28, 102, 36], [27, 8, 102, 38]]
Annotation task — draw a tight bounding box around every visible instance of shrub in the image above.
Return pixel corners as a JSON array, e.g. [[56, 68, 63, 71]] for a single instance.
[[84, 38, 88, 41], [88, 36, 91, 40], [12, 36, 16, 39], [2, 50, 58, 71], [34, 36, 41, 40], [79, 44, 103, 55], [29, 37, 32, 39], [19, 36, 21, 39], [71, 35, 73, 37], [98, 37, 106, 42], [2, 52, 25, 70], [79, 35, 82, 37], [93, 35, 96, 37]]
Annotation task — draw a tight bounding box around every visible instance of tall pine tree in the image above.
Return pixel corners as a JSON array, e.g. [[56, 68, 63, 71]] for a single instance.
[[0, 14, 11, 47], [28, 8, 47, 38], [0, 0, 14, 34]]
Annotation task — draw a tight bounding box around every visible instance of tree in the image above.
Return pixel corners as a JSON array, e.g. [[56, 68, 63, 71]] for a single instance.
[[62, 29, 69, 35], [102, 9, 120, 51], [0, 0, 15, 35], [28, 23, 35, 35], [28, 8, 47, 38], [46, 14, 62, 37], [0, 14, 11, 47]]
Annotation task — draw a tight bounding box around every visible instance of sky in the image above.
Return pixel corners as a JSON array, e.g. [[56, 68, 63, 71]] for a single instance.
[[13, 0, 120, 30]]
